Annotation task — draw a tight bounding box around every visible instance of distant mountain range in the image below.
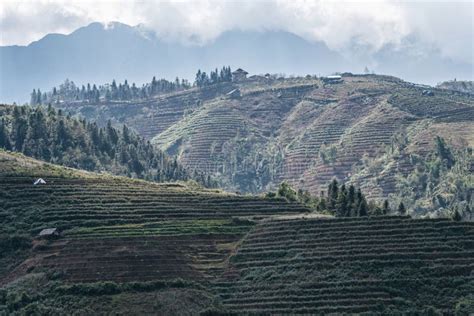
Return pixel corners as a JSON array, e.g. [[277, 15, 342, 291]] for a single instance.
[[1, 22, 472, 104]]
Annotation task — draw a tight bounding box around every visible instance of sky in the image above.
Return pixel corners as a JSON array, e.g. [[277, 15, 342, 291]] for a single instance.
[[0, 0, 473, 65]]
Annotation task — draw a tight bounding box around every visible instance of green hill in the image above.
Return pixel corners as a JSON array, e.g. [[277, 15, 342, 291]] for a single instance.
[[0, 151, 308, 314], [53, 73, 474, 217], [1, 151, 473, 314], [0, 104, 212, 186]]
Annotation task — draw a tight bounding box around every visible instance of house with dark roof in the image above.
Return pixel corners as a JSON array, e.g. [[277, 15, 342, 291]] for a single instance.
[[232, 68, 249, 82]]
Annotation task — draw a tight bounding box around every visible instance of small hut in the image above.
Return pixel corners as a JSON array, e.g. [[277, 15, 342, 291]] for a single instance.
[[34, 178, 47, 185], [38, 228, 60, 239], [321, 75, 343, 84]]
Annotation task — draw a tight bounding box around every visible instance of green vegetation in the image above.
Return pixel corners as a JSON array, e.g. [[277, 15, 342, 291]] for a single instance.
[[195, 66, 233, 88], [218, 216, 474, 314], [385, 136, 473, 219], [0, 274, 213, 315], [66, 219, 254, 238], [0, 104, 214, 185], [31, 76, 192, 104], [1, 150, 473, 314], [270, 180, 388, 217], [45, 73, 473, 220], [2, 72, 473, 314], [32, 66, 233, 104]]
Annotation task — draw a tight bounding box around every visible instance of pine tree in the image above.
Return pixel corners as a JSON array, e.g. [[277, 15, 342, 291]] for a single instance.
[[347, 184, 355, 216], [328, 179, 339, 210], [30, 89, 37, 105], [12, 107, 28, 151], [398, 202, 407, 215], [452, 209, 462, 221], [358, 198, 368, 216], [111, 80, 118, 99], [107, 120, 119, 145], [36, 89, 42, 105], [122, 124, 130, 143], [382, 199, 390, 215], [0, 118, 12, 150], [335, 190, 348, 217]]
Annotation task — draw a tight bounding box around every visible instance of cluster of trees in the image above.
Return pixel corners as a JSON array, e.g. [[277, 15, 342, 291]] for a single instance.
[[270, 180, 407, 217], [0, 104, 214, 186], [31, 66, 234, 105], [194, 66, 232, 87], [31, 76, 192, 105], [391, 135, 472, 220]]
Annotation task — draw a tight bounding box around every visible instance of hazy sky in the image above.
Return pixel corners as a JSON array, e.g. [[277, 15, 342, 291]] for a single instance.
[[0, 0, 473, 64]]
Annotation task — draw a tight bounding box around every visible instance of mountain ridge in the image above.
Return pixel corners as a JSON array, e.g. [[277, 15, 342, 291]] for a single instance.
[[2, 21, 473, 104]]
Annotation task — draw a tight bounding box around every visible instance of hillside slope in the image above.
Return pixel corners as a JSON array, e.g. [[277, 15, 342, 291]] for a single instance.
[[0, 150, 308, 314], [57, 74, 474, 216], [0, 104, 212, 185], [1, 151, 472, 314], [437, 80, 474, 95], [217, 217, 474, 314]]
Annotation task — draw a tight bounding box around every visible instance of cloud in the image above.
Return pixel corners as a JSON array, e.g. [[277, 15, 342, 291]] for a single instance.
[[0, 0, 472, 64]]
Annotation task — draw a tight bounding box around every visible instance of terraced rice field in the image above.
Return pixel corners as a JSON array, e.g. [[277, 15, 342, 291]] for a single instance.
[[0, 166, 309, 285], [55, 74, 474, 201], [216, 216, 474, 314], [1, 176, 307, 232], [1, 153, 473, 314]]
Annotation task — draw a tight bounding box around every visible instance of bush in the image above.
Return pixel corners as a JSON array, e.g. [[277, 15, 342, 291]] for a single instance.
[[0, 234, 31, 253]]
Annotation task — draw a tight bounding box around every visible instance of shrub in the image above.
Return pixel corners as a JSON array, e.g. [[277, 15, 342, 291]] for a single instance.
[[0, 234, 31, 253]]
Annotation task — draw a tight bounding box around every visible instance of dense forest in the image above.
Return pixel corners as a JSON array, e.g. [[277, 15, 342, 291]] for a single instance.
[[0, 104, 213, 186], [30, 66, 233, 105]]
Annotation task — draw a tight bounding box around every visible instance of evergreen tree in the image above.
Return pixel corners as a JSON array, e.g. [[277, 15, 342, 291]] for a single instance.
[[347, 184, 356, 216], [36, 89, 42, 105], [12, 107, 28, 151], [195, 70, 202, 87], [452, 209, 462, 221], [435, 136, 455, 169], [328, 179, 339, 210], [382, 199, 390, 215], [0, 118, 12, 150], [111, 80, 118, 99], [358, 198, 368, 216], [398, 202, 407, 215], [30, 89, 37, 105], [335, 190, 348, 217]]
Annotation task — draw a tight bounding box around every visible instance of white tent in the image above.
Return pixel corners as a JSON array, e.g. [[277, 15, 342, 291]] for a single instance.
[[34, 178, 46, 185]]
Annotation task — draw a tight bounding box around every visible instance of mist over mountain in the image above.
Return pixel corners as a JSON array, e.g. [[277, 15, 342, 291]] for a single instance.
[[0, 21, 472, 104]]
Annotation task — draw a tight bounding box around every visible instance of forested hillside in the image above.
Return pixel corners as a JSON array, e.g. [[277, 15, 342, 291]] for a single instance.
[[53, 72, 473, 218], [0, 104, 211, 185]]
